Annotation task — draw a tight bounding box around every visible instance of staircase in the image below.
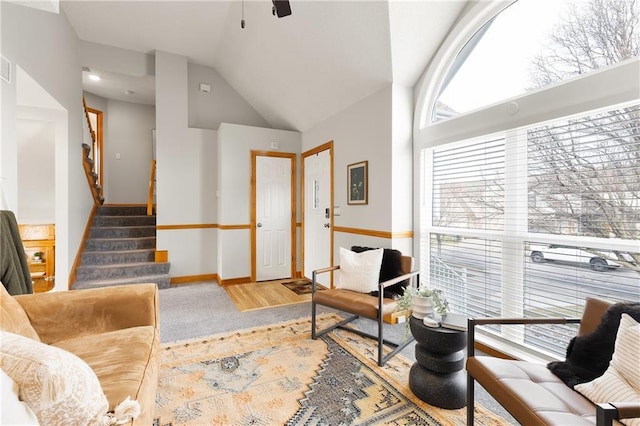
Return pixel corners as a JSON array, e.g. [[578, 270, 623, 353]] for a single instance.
[[72, 205, 170, 290]]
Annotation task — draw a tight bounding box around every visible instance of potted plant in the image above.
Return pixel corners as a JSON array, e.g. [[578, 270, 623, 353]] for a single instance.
[[33, 251, 44, 262], [394, 285, 449, 320]]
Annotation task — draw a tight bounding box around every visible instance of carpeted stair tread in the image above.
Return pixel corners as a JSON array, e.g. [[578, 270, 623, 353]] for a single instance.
[[97, 205, 148, 216], [82, 249, 155, 265], [85, 236, 157, 251], [90, 225, 157, 239], [72, 273, 171, 290], [93, 215, 156, 227], [77, 261, 170, 280]]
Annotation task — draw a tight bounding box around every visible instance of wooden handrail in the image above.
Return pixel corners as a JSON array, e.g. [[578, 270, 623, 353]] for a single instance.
[[83, 97, 96, 146], [147, 159, 156, 215], [82, 144, 103, 205]]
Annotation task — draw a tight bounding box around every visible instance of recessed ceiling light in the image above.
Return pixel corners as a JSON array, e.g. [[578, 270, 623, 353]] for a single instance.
[[89, 74, 101, 82]]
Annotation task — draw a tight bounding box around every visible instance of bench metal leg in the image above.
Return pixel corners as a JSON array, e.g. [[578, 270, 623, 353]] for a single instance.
[[311, 301, 317, 339], [380, 334, 414, 367], [596, 403, 617, 426], [467, 373, 475, 425], [313, 313, 359, 339], [328, 321, 414, 366]]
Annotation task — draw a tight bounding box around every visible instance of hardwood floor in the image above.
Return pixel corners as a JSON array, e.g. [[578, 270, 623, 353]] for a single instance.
[[223, 279, 313, 312]]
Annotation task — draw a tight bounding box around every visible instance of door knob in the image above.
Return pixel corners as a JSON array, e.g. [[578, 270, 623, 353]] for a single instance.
[[257, 223, 263, 228]]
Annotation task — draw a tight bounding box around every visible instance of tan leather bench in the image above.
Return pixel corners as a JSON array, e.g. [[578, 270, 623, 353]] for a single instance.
[[466, 298, 640, 425]]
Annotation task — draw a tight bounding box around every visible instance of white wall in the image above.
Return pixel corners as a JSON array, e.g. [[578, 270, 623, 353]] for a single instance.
[[14, 73, 66, 225], [159, 127, 217, 278], [17, 118, 55, 222], [217, 123, 301, 280], [303, 86, 394, 230], [391, 83, 414, 255], [1, 2, 88, 290], [79, 40, 155, 79], [188, 62, 270, 130], [103, 99, 155, 203], [302, 86, 406, 260], [158, 51, 303, 282], [155, 51, 217, 279], [0, 57, 18, 211]]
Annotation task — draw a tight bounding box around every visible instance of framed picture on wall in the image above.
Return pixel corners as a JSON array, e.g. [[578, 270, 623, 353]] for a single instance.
[[347, 160, 368, 205]]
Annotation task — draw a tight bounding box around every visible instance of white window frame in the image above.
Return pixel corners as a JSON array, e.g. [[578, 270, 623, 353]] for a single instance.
[[415, 61, 640, 278], [413, 0, 640, 360]]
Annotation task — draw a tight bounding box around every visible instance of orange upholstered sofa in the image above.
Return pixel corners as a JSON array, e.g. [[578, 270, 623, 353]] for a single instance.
[[1, 283, 160, 425]]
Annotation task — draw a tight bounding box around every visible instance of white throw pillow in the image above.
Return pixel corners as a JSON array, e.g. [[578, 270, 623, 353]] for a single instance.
[[0, 331, 110, 426], [336, 247, 384, 293], [574, 314, 640, 426], [1, 368, 39, 425]]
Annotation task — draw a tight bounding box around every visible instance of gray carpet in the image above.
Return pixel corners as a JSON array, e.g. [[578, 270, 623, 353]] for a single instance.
[[158, 281, 517, 424]]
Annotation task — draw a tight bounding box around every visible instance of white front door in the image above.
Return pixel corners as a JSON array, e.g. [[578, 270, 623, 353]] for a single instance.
[[256, 156, 292, 281], [304, 149, 332, 285]]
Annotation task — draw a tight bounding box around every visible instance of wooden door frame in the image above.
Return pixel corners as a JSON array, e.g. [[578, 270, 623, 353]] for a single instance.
[[250, 150, 297, 282], [301, 141, 334, 284], [85, 106, 104, 188]]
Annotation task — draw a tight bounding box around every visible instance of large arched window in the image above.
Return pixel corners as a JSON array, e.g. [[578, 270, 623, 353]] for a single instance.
[[415, 0, 640, 359], [432, 0, 639, 122]]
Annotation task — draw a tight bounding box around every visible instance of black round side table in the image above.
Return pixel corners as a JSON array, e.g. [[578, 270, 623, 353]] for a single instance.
[[408, 315, 467, 409]]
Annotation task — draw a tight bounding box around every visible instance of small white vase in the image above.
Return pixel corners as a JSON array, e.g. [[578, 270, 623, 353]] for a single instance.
[[411, 295, 434, 319]]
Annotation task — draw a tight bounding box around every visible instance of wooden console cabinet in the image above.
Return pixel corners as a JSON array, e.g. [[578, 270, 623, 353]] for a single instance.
[[18, 224, 55, 293]]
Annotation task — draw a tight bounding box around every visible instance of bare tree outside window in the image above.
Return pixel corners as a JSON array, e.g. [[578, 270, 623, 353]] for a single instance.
[[529, 0, 639, 87], [527, 0, 640, 271]]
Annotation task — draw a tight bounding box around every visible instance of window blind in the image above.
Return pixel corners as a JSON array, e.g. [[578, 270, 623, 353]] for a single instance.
[[423, 102, 640, 357]]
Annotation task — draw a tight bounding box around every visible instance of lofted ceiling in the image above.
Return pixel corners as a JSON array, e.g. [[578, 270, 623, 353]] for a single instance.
[[62, 0, 470, 132]]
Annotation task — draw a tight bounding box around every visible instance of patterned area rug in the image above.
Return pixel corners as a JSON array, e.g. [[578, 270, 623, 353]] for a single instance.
[[281, 278, 325, 295], [155, 314, 509, 425]]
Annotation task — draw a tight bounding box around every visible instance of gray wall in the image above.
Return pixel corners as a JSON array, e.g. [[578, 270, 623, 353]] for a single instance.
[[188, 62, 270, 130], [104, 99, 155, 203], [0, 6, 414, 286], [155, 51, 218, 279], [17, 118, 55, 222], [217, 123, 301, 280], [83, 92, 108, 112], [302, 85, 413, 259], [83, 94, 156, 204], [1, 2, 90, 290]]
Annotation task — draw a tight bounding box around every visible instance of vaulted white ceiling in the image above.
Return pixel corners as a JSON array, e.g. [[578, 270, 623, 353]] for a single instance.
[[62, 0, 470, 131]]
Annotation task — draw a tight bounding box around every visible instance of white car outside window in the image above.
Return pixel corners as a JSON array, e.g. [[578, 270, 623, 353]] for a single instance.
[[529, 245, 626, 272]]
